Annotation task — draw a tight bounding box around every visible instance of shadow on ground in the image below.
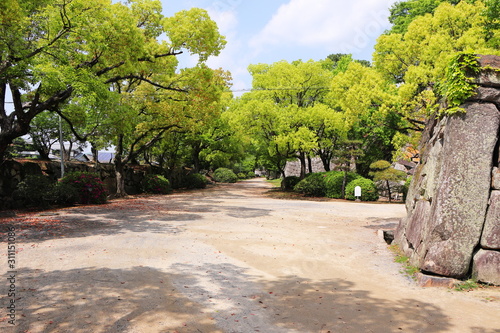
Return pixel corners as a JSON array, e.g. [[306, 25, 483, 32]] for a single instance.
[[7, 263, 454, 333], [169, 262, 452, 333], [0, 184, 272, 243]]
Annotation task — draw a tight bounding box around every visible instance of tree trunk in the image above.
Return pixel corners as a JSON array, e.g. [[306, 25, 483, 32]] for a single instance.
[[114, 134, 127, 197], [319, 152, 331, 172], [307, 156, 313, 174], [386, 179, 392, 203], [298, 152, 307, 179]]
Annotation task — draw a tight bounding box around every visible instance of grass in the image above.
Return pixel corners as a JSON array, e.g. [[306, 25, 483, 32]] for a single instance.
[[389, 244, 420, 279], [266, 178, 282, 187], [454, 279, 480, 292]]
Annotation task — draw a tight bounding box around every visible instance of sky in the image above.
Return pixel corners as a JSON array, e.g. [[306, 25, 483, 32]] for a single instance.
[[161, 0, 399, 93]]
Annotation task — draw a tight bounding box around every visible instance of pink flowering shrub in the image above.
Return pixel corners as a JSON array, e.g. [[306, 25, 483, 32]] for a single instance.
[[60, 172, 107, 204]]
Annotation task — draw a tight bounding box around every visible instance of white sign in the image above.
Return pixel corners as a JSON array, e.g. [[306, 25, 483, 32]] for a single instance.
[[355, 186, 362, 197]]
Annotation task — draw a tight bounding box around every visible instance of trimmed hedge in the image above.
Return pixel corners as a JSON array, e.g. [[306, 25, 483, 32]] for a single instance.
[[213, 168, 238, 183], [182, 173, 208, 189], [324, 171, 361, 199], [345, 177, 379, 201], [293, 172, 327, 196], [142, 174, 172, 194], [283, 176, 301, 191]]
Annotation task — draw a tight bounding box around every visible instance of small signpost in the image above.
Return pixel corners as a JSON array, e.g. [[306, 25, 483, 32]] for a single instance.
[[355, 186, 362, 202]]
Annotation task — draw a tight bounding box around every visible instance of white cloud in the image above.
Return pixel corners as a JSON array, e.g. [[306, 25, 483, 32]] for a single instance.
[[250, 0, 396, 56]]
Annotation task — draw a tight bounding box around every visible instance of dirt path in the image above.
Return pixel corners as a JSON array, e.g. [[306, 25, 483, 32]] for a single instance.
[[1, 178, 499, 333]]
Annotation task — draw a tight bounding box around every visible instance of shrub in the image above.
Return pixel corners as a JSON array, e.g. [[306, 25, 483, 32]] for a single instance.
[[14, 175, 55, 207], [345, 178, 379, 201], [237, 172, 247, 179], [293, 172, 327, 197], [60, 172, 108, 204], [213, 168, 238, 183], [182, 173, 208, 189], [247, 171, 256, 178], [324, 171, 361, 198], [51, 181, 79, 206], [142, 174, 172, 194], [283, 176, 301, 191]]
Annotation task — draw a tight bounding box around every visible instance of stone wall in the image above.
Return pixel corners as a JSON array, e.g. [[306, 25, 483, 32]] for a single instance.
[[285, 157, 333, 177], [0, 159, 153, 209], [395, 55, 500, 285]]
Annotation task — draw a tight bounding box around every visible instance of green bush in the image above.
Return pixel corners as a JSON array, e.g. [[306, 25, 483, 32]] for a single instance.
[[324, 171, 361, 198], [60, 172, 108, 204], [237, 172, 247, 179], [213, 168, 238, 183], [345, 178, 379, 201], [293, 172, 327, 196], [247, 171, 256, 178], [14, 175, 55, 207], [283, 176, 301, 191], [51, 181, 79, 206], [142, 174, 172, 194], [182, 173, 208, 189]]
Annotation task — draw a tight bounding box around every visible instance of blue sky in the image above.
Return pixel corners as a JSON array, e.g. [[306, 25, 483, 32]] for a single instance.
[[161, 0, 399, 92]]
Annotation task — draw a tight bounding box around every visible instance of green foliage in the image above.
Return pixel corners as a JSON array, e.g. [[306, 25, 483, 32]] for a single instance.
[[247, 171, 256, 178], [293, 172, 327, 197], [14, 174, 79, 207], [142, 174, 172, 194], [455, 279, 480, 291], [60, 172, 107, 204], [180, 173, 208, 189], [213, 168, 238, 183], [52, 181, 80, 206], [345, 178, 379, 201], [283, 176, 301, 191], [440, 53, 480, 113], [14, 175, 55, 208], [324, 171, 360, 199], [237, 172, 247, 179], [389, 244, 420, 279]]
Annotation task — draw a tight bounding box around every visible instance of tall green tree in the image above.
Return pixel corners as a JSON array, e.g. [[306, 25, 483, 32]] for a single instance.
[[0, 0, 226, 167]]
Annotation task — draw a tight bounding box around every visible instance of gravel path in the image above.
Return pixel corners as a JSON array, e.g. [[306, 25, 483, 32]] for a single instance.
[[1, 178, 499, 333]]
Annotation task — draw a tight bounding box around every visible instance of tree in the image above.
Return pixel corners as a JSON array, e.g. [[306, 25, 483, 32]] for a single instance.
[[0, 0, 227, 166], [369, 160, 407, 202], [388, 0, 461, 34]]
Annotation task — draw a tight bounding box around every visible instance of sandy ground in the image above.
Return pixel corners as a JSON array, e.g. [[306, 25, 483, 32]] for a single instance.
[[1, 178, 499, 333]]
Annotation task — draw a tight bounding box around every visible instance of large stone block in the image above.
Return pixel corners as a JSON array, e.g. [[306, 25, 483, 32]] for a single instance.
[[482, 191, 500, 250], [473, 250, 500, 285], [473, 87, 500, 103], [420, 102, 500, 278], [474, 55, 500, 88]]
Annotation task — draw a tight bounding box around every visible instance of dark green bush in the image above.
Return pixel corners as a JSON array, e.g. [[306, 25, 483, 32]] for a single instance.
[[345, 178, 379, 201], [14, 175, 55, 207], [60, 172, 108, 204], [283, 176, 301, 191], [142, 174, 172, 194], [182, 173, 208, 189], [293, 172, 327, 196], [247, 171, 256, 178], [213, 168, 238, 183], [324, 171, 361, 198], [51, 181, 79, 206]]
